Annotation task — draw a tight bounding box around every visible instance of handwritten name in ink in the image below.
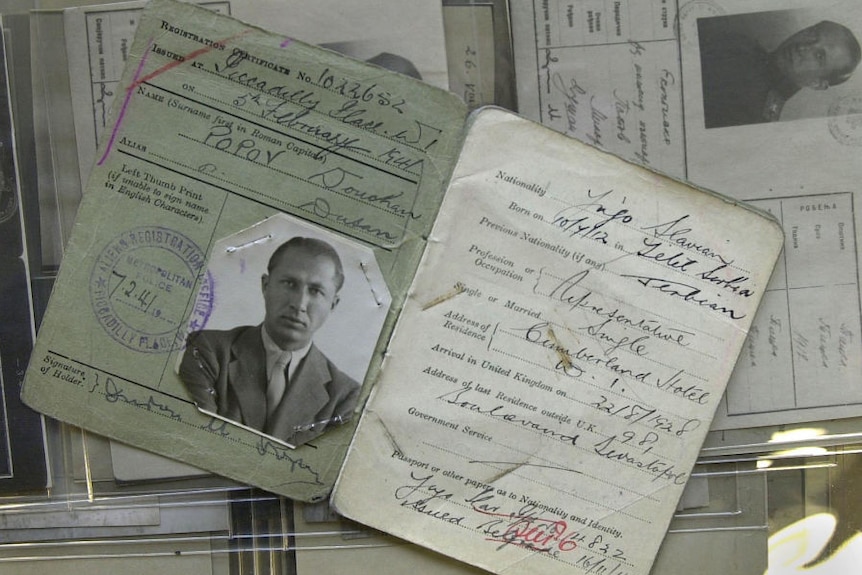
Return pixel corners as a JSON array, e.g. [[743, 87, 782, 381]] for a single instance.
[[394, 471, 466, 525], [94, 372, 183, 421], [308, 167, 422, 220], [255, 436, 325, 487]]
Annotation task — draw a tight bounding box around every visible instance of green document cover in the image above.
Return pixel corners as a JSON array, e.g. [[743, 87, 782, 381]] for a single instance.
[[21, 0, 467, 501]]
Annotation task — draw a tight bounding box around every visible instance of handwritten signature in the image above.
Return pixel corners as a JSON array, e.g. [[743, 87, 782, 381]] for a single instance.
[[394, 471, 466, 525], [256, 437, 325, 486], [297, 197, 399, 243], [100, 375, 183, 420]]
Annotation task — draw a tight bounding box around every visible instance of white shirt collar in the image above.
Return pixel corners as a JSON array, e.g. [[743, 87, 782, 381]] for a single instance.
[[261, 325, 312, 382]]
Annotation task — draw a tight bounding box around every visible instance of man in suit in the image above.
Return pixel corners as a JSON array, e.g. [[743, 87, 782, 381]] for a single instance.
[[699, 18, 861, 128], [180, 237, 360, 447]]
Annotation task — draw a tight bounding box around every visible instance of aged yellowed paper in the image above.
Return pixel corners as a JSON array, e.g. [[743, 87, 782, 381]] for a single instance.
[[333, 108, 783, 575]]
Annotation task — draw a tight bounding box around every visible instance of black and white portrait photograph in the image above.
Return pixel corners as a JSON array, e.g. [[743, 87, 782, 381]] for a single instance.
[[698, 10, 862, 129], [179, 214, 390, 448]]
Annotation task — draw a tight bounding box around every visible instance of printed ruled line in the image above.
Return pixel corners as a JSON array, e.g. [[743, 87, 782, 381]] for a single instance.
[[779, 200, 798, 408], [492, 325, 710, 386], [397, 442, 641, 568], [426, 441, 660, 509], [495, 321, 715, 380], [786, 283, 859, 291], [534, 267, 725, 348], [99, 29, 252, 165], [187, 64, 440, 157], [481, 343, 704, 440], [123, 149, 397, 250], [171, 133, 417, 220], [48, 350, 193, 404], [435, 380, 683, 486], [147, 83, 422, 185], [423, 440, 652, 530], [726, 399, 862, 417], [540, 38, 675, 51], [534, 190, 754, 278], [44, 351, 324, 485]]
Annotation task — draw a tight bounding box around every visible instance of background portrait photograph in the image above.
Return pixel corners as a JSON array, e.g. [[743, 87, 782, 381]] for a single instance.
[[697, 9, 862, 129]]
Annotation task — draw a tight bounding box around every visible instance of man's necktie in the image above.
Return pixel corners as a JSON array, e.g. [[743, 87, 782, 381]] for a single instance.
[[266, 350, 291, 418]]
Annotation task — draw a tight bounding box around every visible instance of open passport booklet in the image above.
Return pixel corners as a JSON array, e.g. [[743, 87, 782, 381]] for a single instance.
[[22, 1, 784, 574]]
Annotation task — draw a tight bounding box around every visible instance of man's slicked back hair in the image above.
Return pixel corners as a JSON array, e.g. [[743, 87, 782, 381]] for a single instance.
[[267, 237, 345, 292]]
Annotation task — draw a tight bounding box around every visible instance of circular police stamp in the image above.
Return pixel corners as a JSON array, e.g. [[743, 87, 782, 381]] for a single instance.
[[828, 95, 862, 146], [676, 0, 725, 43], [90, 226, 213, 353]]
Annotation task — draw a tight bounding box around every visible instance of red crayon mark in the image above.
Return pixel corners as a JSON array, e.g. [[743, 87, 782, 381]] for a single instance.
[[98, 30, 251, 166], [97, 38, 154, 166], [474, 506, 580, 554]]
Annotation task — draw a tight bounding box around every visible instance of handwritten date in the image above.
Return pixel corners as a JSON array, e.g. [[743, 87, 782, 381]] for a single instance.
[[590, 393, 701, 437]]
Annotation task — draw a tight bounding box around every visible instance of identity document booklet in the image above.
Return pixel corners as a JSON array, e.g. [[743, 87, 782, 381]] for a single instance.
[[22, 1, 783, 573]]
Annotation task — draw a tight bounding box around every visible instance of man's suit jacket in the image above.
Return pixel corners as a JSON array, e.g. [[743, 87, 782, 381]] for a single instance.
[[179, 325, 360, 446]]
